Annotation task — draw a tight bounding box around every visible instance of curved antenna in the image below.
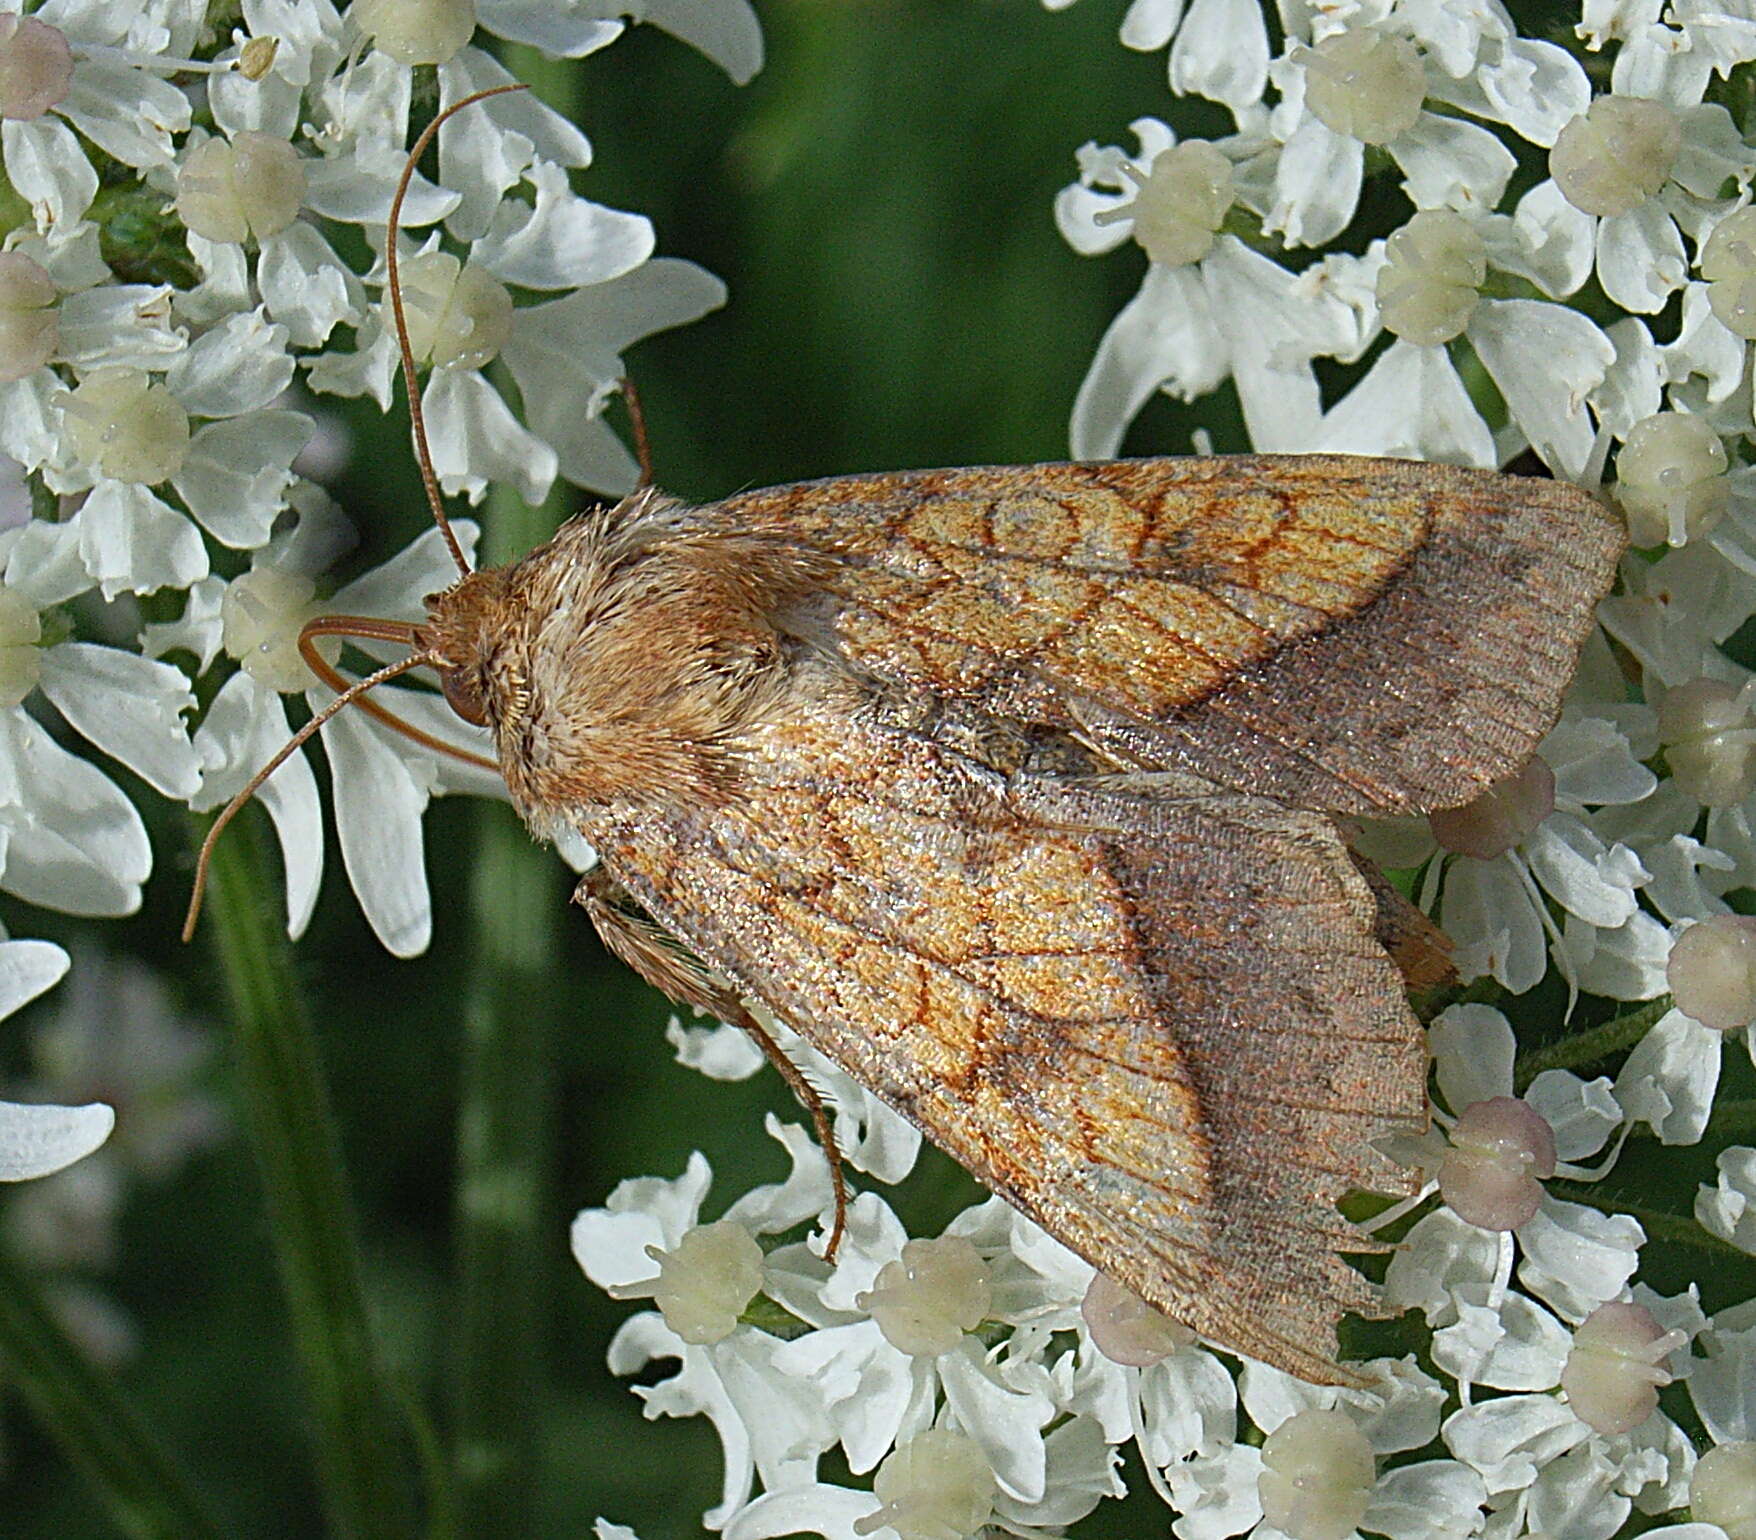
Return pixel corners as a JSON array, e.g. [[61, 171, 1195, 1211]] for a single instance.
[[299, 616, 499, 773], [183, 649, 434, 942], [386, 80, 529, 579]]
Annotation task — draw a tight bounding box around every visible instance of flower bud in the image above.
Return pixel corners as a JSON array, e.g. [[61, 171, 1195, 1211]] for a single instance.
[[1690, 1441, 1756, 1540], [0, 16, 74, 122], [1304, 29, 1426, 145], [1428, 757, 1555, 861], [177, 133, 307, 245], [1438, 1097, 1557, 1231], [350, 0, 476, 66], [398, 252, 515, 371], [0, 585, 43, 708], [222, 566, 319, 693], [238, 37, 279, 82], [1701, 208, 1756, 339], [61, 368, 190, 485], [1081, 1270, 1196, 1366], [644, 1220, 763, 1346], [854, 1429, 996, 1540], [857, 1235, 992, 1358], [1550, 96, 1681, 217], [1376, 210, 1487, 346], [1658, 678, 1756, 808], [1096, 140, 1234, 269], [1666, 914, 1756, 1031], [1560, 1300, 1684, 1435], [1258, 1408, 1375, 1540], [1615, 411, 1730, 548], [0, 251, 59, 383]]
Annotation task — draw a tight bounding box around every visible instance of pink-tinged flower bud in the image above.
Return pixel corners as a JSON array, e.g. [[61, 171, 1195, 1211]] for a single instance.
[[1702, 208, 1756, 339], [857, 1235, 991, 1358], [0, 16, 73, 121], [1690, 1441, 1756, 1540], [1658, 678, 1756, 807], [1429, 756, 1555, 860], [1616, 412, 1730, 548], [854, 1429, 996, 1540], [1438, 1097, 1557, 1231], [1667, 914, 1756, 1031], [1094, 140, 1234, 268], [1304, 29, 1425, 145], [643, 1220, 763, 1346], [0, 586, 43, 708], [350, 0, 476, 66], [176, 133, 307, 245], [0, 250, 59, 382], [1081, 1270, 1195, 1366], [1376, 210, 1486, 346], [1560, 1301, 1685, 1435], [398, 252, 515, 371], [1551, 96, 1681, 217], [1258, 1408, 1375, 1540], [60, 368, 190, 485]]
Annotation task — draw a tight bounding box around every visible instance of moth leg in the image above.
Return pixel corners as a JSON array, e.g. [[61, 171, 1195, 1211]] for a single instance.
[[576, 867, 851, 1260]]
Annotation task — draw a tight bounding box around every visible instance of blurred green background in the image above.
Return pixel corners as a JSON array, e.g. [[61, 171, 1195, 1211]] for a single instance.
[[3, 1, 1198, 1534]]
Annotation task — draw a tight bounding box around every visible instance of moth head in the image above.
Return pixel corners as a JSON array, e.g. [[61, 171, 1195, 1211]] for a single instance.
[[416, 567, 526, 735]]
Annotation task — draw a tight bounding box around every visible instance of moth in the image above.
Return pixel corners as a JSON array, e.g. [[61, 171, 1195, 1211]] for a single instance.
[[188, 92, 1626, 1387]]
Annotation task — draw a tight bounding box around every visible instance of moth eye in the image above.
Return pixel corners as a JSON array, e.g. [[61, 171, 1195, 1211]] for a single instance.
[[440, 665, 488, 727]]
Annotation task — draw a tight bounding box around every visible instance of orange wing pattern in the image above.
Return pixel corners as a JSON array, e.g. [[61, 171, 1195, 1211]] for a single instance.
[[587, 668, 1426, 1383], [706, 456, 1624, 815]]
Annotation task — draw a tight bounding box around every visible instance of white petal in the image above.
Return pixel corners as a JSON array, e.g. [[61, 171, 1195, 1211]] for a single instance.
[[1474, 36, 1591, 148], [302, 145, 459, 227], [1315, 339, 1496, 467], [422, 368, 557, 508], [164, 309, 296, 418], [472, 161, 653, 290], [56, 284, 185, 370], [0, 1099, 112, 1181], [1526, 1443, 1629, 1540], [1433, 1292, 1570, 1391], [474, 0, 623, 57], [58, 60, 188, 168], [2, 116, 99, 231], [1696, 1146, 1756, 1254], [1518, 1196, 1643, 1320], [1169, 0, 1267, 109], [1363, 1459, 1489, 1540], [1268, 113, 1363, 249], [0, 709, 151, 916], [1524, 814, 1641, 928], [74, 485, 208, 599], [571, 1151, 715, 1289], [0, 372, 61, 472], [1596, 202, 1687, 316], [502, 258, 725, 492], [1069, 262, 1223, 460], [1688, 1310, 1756, 1443], [437, 47, 594, 240], [1471, 297, 1615, 480], [1054, 180, 1137, 257], [1615, 1007, 1721, 1145], [1482, 179, 1596, 298], [330, 522, 480, 619], [1561, 908, 1672, 1000], [1441, 1393, 1589, 1493], [1526, 1070, 1621, 1162], [37, 643, 200, 799], [1163, 1444, 1265, 1540], [1384, 1209, 1502, 1322], [0, 938, 67, 1019], [1590, 317, 1665, 442], [1442, 855, 1548, 993], [1121, 0, 1182, 50], [638, 0, 763, 85], [1391, 114, 1516, 214], [1663, 283, 1750, 406], [1673, 103, 1756, 198], [305, 313, 399, 409], [191, 672, 322, 938], [3, 514, 91, 607], [721, 1485, 874, 1540], [173, 411, 312, 549], [938, 1338, 1054, 1502], [258, 224, 362, 347], [319, 702, 435, 957], [1430, 1002, 1516, 1111]]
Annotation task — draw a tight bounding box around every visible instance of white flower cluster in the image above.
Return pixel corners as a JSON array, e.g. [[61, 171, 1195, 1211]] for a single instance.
[[0, 0, 753, 968], [570, 1, 1756, 1536]]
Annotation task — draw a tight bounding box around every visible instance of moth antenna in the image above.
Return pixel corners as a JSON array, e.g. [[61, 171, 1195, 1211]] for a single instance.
[[299, 616, 499, 772], [183, 648, 435, 942], [386, 81, 530, 579], [620, 374, 655, 490]]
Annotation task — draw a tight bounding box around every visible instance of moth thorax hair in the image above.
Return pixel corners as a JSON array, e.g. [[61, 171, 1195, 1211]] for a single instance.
[[434, 491, 820, 820]]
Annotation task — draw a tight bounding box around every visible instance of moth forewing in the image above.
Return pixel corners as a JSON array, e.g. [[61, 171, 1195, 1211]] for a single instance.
[[418, 455, 1621, 1384]]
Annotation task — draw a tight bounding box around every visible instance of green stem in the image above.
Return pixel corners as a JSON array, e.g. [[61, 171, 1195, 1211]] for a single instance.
[[198, 811, 417, 1539], [1513, 997, 1673, 1089], [450, 162, 573, 1520], [0, 1249, 223, 1540]]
